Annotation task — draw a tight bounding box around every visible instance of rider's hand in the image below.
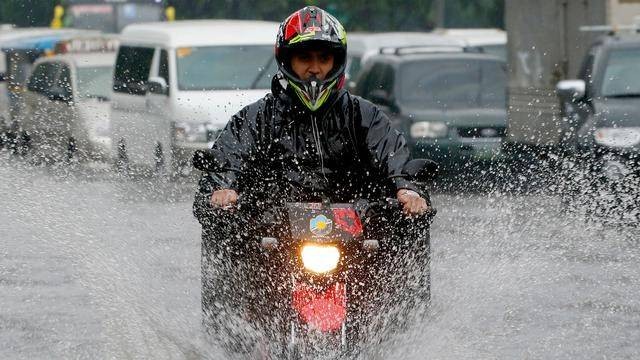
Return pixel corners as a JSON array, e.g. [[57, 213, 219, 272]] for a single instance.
[[210, 189, 238, 210], [397, 189, 429, 217]]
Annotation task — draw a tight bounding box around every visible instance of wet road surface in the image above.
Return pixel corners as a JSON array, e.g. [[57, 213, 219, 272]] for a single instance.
[[1, 155, 639, 359]]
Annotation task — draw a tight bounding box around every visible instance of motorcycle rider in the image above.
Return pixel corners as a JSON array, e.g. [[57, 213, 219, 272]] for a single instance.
[[194, 5, 432, 341]]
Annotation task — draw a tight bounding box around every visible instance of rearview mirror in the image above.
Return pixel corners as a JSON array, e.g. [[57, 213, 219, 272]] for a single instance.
[[403, 159, 439, 182], [47, 85, 72, 102], [556, 79, 586, 101], [148, 76, 168, 95]]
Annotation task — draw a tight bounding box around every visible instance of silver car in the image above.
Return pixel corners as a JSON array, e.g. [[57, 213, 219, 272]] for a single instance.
[[21, 51, 115, 162]]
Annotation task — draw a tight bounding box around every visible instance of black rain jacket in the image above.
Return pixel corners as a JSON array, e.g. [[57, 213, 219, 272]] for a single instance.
[[194, 76, 424, 224]]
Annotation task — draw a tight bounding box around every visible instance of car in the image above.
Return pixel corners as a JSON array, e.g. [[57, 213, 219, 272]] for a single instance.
[[556, 33, 640, 217], [0, 28, 90, 150], [19, 35, 118, 162], [353, 46, 508, 176], [346, 32, 466, 86], [110, 20, 279, 177]]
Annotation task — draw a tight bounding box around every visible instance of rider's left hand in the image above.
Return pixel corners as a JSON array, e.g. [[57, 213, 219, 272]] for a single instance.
[[397, 189, 429, 217]]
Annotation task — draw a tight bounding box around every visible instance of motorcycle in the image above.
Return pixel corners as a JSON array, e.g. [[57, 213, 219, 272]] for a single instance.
[[194, 150, 437, 359]]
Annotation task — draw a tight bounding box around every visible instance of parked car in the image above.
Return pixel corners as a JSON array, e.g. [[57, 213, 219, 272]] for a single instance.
[[20, 35, 118, 162], [346, 32, 466, 86], [556, 33, 640, 217], [0, 28, 88, 150], [111, 20, 279, 177], [353, 46, 507, 174]]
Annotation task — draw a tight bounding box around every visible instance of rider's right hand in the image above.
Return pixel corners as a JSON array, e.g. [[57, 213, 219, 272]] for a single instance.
[[210, 189, 238, 209]]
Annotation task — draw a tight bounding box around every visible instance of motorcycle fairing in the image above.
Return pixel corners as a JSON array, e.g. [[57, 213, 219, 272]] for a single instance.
[[286, 202, 363, 241]]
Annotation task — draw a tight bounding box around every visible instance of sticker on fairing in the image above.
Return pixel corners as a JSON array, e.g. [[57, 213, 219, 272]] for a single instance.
[[310, 214, 333, 236]]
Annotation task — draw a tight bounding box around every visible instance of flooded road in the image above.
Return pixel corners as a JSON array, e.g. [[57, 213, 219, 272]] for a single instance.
[[1, 155, 639, 359]]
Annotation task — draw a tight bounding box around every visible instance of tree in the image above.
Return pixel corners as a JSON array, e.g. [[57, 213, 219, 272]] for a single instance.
[[0, 0, 56, 27]]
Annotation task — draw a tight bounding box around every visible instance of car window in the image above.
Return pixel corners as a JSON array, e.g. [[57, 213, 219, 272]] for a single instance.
[[480, 61, 507, 108], [600, 47, 640, 97], [113, 45, 154, 95], [27, 63, 59, 94], [77, 66, 113, 100], [398, 58, 506, 109], [353, 65, 371, 95], [359, 63, 385, 99], [56, 64, 73, 96], [379, 64, 395, 95], [176, 45, 275, 91]]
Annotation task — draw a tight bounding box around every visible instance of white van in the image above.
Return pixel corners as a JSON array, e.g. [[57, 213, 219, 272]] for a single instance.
[[21, 36, 118, 162], [111, 20, 279, 176]]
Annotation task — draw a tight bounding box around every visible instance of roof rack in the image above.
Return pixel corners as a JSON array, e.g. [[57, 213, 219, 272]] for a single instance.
[[580, 16, 640, 34], [378, 45, 468, 55]]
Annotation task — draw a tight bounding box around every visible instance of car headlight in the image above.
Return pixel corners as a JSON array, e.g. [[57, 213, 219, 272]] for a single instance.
[[410, 121, 448, 139], [594, 127, 640, 148], [300, 243, 341, 274], [173, 122, 221, 143]]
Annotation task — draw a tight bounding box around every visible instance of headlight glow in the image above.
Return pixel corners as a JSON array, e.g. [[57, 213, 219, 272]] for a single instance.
[[410, 121, 448, 139], [594, 127, 640, 148], [300, 243, 341, 274]]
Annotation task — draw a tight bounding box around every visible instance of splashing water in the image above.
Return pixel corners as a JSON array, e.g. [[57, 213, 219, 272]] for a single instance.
[[1, 155, 639, 359]]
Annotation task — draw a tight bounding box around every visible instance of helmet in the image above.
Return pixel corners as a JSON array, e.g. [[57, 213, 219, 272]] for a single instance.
[[276, 6, 347, 111]]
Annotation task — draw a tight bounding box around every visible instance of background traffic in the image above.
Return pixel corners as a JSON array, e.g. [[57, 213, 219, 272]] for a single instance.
[[1, 1, 640, 359]]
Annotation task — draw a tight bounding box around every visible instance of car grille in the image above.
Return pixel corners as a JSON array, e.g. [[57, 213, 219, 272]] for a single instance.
[[457, 126, 506, 138]]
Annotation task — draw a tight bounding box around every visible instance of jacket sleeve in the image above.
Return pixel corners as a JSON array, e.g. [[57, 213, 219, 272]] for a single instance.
[[193, 102, 264, 225], [356, 97, 421, 194], [200, 102, 265, 192]]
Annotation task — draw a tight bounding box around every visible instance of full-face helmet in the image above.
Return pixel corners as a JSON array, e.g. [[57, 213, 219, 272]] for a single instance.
[[275, 6, 347, 111]]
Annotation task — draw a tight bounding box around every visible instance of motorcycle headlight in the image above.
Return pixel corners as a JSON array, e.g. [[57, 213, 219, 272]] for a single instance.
[[594, 127, 640, 148], [300, 243, 341, 274], [410, 121, 448, 139], [173, 122, 221, 143]]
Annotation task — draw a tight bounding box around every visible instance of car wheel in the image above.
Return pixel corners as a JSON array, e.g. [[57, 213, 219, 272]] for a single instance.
[[66, 137, 77, 161], [16, 131, 31, 157], [154, 141, 166, 176], [115, 138, 130, 176]]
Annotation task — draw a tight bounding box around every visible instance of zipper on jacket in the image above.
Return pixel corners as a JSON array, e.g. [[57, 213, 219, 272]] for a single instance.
[[311, 115, 328, 182]]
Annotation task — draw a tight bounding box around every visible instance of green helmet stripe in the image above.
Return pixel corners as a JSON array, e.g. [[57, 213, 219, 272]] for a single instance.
[[288, 79, 337, 111]]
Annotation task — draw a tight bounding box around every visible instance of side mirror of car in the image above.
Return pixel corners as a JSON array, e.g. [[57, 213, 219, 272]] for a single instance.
[[556, 79, 586, 102], [148, 76, 168, 95], [47, 85, 72, 102], [193, 149, 224, 172], [403, 159, 439, 182], [0, 72, 6, 82]]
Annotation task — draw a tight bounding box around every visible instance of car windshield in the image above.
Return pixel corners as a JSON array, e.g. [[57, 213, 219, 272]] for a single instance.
[[76, 66, 113, 100], [398, 58, 506, 109], [176, 45, 276, 91], [601, 47, 640, 97]]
